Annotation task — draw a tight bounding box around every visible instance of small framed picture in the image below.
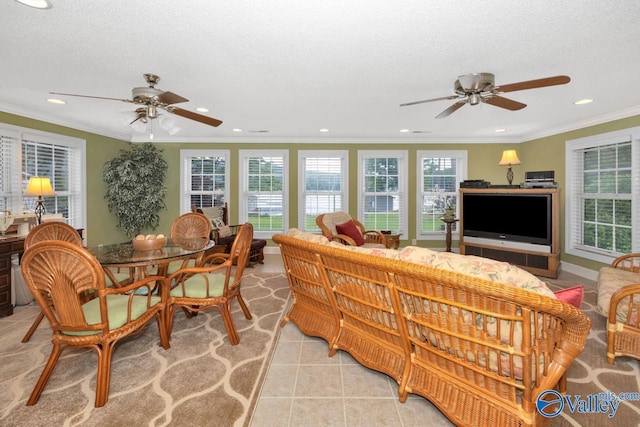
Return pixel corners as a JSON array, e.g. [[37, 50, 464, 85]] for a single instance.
[[212, 218, 225, 228]]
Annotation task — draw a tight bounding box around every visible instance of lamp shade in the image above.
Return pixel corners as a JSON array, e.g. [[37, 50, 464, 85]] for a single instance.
[[498, 150, 521, 166], [24, 177, 56, 196]]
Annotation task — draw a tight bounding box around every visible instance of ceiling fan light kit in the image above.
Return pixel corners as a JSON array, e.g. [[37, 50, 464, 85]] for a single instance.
[[49, 74, 223, 136], [401, 73, 570, 118]]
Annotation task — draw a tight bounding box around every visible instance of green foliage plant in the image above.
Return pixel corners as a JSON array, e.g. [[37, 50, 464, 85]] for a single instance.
[[103, 143, 168, 237]]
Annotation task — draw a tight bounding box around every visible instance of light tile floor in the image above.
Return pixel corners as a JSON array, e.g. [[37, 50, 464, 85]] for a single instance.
[[250, 254, 454, 426]]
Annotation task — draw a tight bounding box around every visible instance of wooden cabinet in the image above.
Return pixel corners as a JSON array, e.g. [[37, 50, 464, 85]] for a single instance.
[[0, 237, 25, 317], [459, 188, 560, 278]]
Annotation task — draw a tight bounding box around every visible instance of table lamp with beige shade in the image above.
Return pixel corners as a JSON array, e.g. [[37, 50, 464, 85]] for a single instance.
[[24, 177, 56, 225], [498, 149, 521, 186]]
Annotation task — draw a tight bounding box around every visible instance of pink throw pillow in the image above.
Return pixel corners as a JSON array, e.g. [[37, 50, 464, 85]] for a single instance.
[[336, 220, 365, 246], [554, 285, 584, 308]]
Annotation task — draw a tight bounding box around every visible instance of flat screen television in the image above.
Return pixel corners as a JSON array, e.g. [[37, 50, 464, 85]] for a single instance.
[[462, 193, 552, 246]]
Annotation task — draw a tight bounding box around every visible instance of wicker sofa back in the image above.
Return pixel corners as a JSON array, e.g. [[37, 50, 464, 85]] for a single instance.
[[273, 232, 591, 427]]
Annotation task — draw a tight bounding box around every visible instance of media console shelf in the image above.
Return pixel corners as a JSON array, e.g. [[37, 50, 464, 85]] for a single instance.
[[459, 188, 560, 278]]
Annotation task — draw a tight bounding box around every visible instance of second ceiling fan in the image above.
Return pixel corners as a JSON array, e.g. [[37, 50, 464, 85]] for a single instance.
[[400, 73, 570, 118]]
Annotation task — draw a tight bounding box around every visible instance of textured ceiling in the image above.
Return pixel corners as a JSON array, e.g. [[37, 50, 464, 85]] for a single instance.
[[1, 0, 639, 143]]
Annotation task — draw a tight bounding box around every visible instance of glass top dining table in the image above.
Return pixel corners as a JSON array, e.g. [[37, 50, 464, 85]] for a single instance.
[[88, 237, 215, 283]]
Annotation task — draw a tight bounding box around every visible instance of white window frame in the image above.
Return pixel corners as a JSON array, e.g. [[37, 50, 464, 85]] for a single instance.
[[180, 149, 230, 214], [357, 150, 408, 237], [0, 123, 86, 230], [416, 150, 468, 240], [298, 150, 348, 232], [239, 149, 289, 239], [565, 127, 640, 264]]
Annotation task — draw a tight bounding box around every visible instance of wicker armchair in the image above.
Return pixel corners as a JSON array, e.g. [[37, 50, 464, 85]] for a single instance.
[[20, 240, 169, 407], [316, 212, 386, 248], [20, 222, 84, 343], [165, 223, 253, 345], [597, 253, 640, 364]]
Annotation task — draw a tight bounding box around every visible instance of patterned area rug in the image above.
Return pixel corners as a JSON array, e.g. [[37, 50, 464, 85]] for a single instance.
[[545, 277, 640, 427], [0, 272, 290, 427]]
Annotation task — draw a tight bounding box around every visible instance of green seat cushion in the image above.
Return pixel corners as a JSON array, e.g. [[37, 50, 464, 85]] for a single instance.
[[170, 273, 225, 298], [166, 258, 196, 275], [64, 294, 161, 336]]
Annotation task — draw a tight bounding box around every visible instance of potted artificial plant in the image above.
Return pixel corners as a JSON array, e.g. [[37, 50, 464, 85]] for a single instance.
[[103, 143, 168, 237]]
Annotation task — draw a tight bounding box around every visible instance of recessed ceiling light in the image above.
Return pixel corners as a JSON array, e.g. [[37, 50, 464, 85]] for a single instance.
[[494, 128, 506, 133], [399, 129, 410, 133], [319, 128, 329, 132], [574, 98, 594, 105], [195, 107, 209, 112], [232, 128, 242, 132], [15, 0, 52, 9], [46, 98, 65, 104]]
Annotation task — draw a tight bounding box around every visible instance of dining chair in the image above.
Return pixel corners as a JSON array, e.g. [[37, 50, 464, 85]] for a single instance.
[[20, 222, 131, 343], [165, 222, 253, 345], [164, 212, 212, 276], [20, 240, 170, 407], [20, 222, 84, 343]]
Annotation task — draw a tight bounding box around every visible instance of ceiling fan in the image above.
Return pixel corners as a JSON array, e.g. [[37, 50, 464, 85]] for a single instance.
[[50, 73, 222, 128], [400, 73, 570, 119]]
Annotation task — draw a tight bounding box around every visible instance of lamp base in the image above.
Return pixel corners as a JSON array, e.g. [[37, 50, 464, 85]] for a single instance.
[[34, 198, 46, 225], [506, 167, 514, 186]]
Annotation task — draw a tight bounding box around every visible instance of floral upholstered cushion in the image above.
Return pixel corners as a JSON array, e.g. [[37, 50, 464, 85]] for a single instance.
[[286, 228, 330, 244], [328, 242, 401, 259], [597, 266, 640, 322], [398, 246, 556, 298]]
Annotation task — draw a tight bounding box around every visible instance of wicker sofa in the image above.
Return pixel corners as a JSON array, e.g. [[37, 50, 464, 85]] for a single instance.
[[273, 229, 591, 427]]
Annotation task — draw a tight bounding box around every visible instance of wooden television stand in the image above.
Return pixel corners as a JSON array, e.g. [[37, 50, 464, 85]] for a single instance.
[[459, 188, 559, 279]]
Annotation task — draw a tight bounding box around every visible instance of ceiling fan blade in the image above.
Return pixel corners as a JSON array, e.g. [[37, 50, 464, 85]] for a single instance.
[[169, 107, 223, 127], [49, 92, 133, 103], [496, 75, 570, 93], [483, 95, 526, 111], [400, 95, 460, 107], [156, 91, 188, 105], [436, 100, 466, 119]]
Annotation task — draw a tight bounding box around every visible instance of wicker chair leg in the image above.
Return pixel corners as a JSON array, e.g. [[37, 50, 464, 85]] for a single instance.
[[27, 343, 63, 405], [237, 294, 252, 320], [95, 343, 115, 407], [156, 312, 171, 349], [219, 304, 240, 345], [22, 311, 46, 343]]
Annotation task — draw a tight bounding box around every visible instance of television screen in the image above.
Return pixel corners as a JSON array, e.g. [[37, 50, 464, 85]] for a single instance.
[[462, 193, 551, 245]]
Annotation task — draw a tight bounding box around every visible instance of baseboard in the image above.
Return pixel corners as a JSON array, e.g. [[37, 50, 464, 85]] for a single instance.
[[559, 261, 598, 282]]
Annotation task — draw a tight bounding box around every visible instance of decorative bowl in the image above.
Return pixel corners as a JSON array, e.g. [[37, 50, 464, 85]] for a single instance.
[[132, 236, 166, 251]]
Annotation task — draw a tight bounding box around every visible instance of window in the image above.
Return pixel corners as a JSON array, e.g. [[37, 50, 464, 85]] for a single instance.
[[566, 127, 639, 263], [239, 150, 288, 238], [180, 150, 230, 213], [298, 150, 348, 232], [0, 124, 85, 228], [417, 150, 467, 239], [357, 150, 407, 235]]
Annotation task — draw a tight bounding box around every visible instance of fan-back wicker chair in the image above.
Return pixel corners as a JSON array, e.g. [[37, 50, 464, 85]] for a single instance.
[[20, 240, 169, 407], [164, 212, 212, 275], [316, 212, 386, 248], [193, 203, 241, 252], [21, 222, 84, 343], [165, 222, 253, 345], [597, 253, 640, 363]]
